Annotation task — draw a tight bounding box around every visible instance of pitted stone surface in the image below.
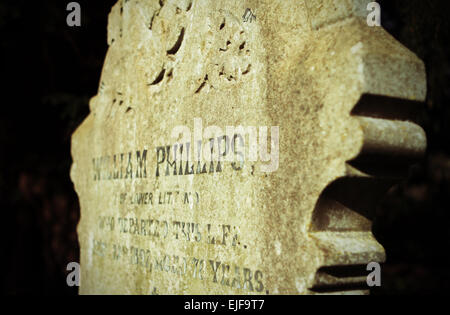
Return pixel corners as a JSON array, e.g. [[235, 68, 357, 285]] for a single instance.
[[71, 0, 426, 294]]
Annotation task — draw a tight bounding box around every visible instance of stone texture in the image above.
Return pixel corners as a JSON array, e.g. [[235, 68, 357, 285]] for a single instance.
[[71, 0, 426, 294]]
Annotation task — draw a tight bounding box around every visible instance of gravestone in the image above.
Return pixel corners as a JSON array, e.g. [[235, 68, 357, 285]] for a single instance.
[[71, 0, 426, 294]]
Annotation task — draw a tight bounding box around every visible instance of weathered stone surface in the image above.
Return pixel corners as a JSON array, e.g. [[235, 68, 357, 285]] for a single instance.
[[71, 0, 426, 294]]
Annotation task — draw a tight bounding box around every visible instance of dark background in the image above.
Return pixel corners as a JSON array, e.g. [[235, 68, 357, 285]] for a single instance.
[[0, 0, 449, 295]]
